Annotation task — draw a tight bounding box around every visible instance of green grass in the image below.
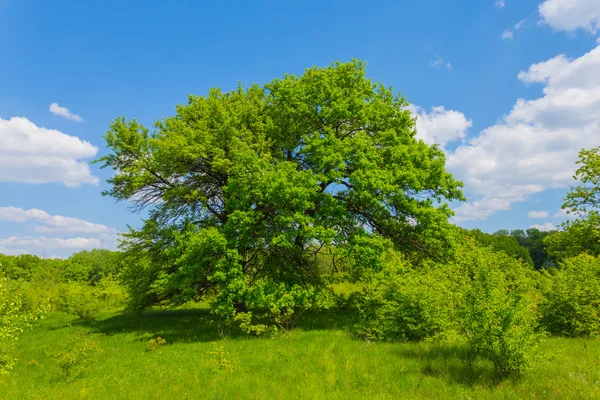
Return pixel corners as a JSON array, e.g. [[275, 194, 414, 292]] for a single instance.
[[2, 306, 600, 399]]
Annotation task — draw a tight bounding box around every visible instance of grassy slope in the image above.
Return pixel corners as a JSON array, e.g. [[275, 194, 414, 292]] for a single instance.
[[2, 307, 600, 400]]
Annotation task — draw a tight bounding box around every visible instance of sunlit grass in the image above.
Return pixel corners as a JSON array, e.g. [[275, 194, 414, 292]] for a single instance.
[[2, 306, 599, 399]]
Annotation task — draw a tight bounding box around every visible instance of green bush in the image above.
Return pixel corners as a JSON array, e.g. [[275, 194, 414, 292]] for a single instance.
[[59, 282, 101, 320], [540, 253, 600, 337], [0, 273, 47, 374], [96, 276, 128, 309], [450, 242, 542, 376], [356, 259, 453, 342], [52, 331, 102, 381]]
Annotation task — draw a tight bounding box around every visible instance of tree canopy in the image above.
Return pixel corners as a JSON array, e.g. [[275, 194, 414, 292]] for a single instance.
[[546, 147, 600, 260], [97, 60, 464, 320]]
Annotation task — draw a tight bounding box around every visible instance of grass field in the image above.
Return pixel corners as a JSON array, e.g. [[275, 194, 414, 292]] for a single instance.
[[2, 306, 600, 399]]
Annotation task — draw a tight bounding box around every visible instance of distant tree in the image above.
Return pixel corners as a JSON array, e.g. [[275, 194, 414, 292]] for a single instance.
[[0, 254, 42, 281], [63, 250, 122, 284], [97, 60, 464, 326], [492, 229, 510, 237], [468, 229, 534, 267], [509, 228, 556, 269]]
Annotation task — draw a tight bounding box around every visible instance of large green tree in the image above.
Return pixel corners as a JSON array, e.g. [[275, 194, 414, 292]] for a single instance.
[[97, 60, 464, 325]]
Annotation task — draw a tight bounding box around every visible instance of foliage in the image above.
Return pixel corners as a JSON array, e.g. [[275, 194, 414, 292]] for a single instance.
[[207, 342, 233, 374], [509, 228, 556, 269], [63, 250, 122, 285], [546, 146, 600, 261], [355, 252, 453, 342], [449, 241, 542, 376], [0, 254, 43, 281], [52, 330, 102, 381], [540, 253, 600, 337], [59, 282, 101, 320], [96, 275, 128, 309], [0, 273, 47, 374], [545, 211, 600, 260], [563, 146, 600, 214], [146, 337, 166, 351], [468, 229, 534, 267], [96, 60, 464, 328]]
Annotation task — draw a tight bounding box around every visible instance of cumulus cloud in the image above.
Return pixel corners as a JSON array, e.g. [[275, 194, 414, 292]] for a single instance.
[[450, 45, 600, 222], [539, 0, 600, 33], [529, 222, 557, 232], [0, 206, 111, 234], [409, 105, 472, 148], [528, 210, 549, 219], [495, 0, 505, 8], [0, 117, 98, 186], [49, 102, 83, 122]]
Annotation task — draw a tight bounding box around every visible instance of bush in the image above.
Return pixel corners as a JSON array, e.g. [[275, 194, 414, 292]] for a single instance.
[[52, 331, 102, 381], [0, 274, 47, 374], [540, 253, 600, 337], [450, 242, 542, 376], [96, 276, 127, 309], [59, 282, 101, 320], [356, 258, 453, 342]]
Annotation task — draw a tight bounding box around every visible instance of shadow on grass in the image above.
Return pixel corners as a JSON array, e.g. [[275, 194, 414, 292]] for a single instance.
[[396, 342, 507, 387], [59, 306, 359, 344]]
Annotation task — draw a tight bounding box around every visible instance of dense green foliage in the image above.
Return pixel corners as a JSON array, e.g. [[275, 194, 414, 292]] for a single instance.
[[540, 254, 600, 337], [450, 243, 541, 376], [468, 229, 535, 267], [545, 146, 600, 260], [356, 241, 541, 375], [96, 60, 464, 328], [0, 273, 47, 374]]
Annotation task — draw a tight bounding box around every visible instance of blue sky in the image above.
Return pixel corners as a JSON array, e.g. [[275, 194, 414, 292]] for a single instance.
[[1, 0, 599, 257]]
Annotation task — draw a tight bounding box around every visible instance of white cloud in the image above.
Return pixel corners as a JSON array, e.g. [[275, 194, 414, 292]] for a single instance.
[[539, 0, 600, 33], [502, 29, 514, 40], [0, 206, 111, 234], [429, 53, 452, 71], [528, 210, 549, 219], [502, 20, 527, 40], [0, 117, 98, 186], [0, 236, 102, 253], [495, 0, 505, 8], [529, 222, 557, 231], [450, 45, 600, 222], [49, 102, 83, 122], [409, 105, 472, 148]]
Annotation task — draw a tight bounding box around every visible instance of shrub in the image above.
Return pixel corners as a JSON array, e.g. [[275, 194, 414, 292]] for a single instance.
[[52, 331, 102, 381], [0, 273, 47, 374], [356, 259, 453, 342], [59, 282, 101, 320], [540, 253, 600, 337], [450, 242, 542, 376], [146, 337, 167, 352], [96, 276, 127, 309]]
